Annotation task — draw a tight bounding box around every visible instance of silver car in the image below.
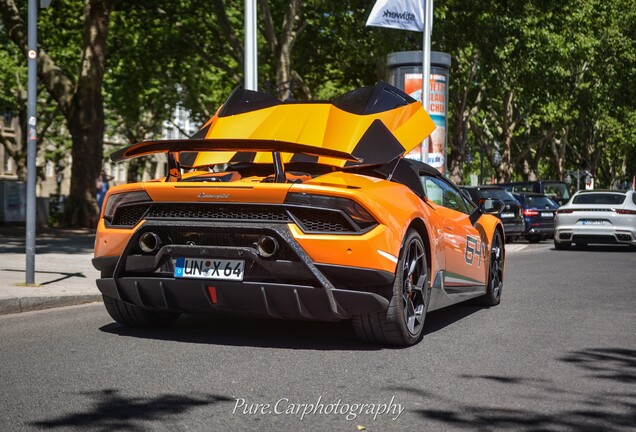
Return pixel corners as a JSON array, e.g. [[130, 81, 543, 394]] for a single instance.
[[554, 189, 636, 249]]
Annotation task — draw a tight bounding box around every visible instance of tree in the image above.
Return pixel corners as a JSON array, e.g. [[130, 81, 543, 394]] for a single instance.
[[0, 0, 113, 227]]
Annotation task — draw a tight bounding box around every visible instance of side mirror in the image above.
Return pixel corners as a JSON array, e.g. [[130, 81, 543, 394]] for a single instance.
[[480, 198, 505, 215]]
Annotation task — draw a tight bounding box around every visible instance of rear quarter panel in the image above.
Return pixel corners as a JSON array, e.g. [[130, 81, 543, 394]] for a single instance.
[[293, 172, 446, 276]]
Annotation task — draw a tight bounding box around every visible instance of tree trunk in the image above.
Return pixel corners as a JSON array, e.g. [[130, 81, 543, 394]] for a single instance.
[[60, 0, 112, 228], [447, 53, 482, 184], [260, 0, 302, 100], [1, 0, 112, 228]]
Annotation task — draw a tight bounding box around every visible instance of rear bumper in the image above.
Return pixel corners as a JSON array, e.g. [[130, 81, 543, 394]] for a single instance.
[[93, 221, 394, 321], [523, 218, 554, 236], [525, 227, 554, 236], [96, 277, 389, 321], [555, 226, 636, 245], [501, 221, 525, 236]]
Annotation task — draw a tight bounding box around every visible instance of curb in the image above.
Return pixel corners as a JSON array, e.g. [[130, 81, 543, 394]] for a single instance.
[[0, 295, 103, 316]]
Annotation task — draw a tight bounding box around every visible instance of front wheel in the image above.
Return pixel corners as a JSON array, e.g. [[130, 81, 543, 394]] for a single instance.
[[477, 229, 504, 306], [103, 295, 180, 328], [353, 229, 428, 346]]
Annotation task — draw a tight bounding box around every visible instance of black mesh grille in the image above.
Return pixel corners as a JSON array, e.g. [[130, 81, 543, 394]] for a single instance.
[[289, 207, 353, 233], [161, 229, 262, 248], [146, 203, 290, 222], [110, 202, 366, 233], [112, 205, 150, 226]]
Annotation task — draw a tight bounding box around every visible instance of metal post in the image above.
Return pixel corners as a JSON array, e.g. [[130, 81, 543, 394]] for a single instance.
[[244, 0, 257, 91], [421, 0, 433, 165], [25, 0, 38, 285]]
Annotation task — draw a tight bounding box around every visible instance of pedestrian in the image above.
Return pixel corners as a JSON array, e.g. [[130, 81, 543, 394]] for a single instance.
[[96, 169, 114, 209]]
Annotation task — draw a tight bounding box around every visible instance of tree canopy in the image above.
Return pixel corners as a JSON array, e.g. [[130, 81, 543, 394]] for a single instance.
[[0, 0, 634, 227]]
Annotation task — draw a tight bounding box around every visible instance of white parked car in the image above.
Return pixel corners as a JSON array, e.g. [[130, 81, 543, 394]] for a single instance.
[[554, 189, 636, 249]]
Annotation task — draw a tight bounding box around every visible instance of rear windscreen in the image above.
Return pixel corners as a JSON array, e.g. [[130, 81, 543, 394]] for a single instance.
[[479, 189, 516, 201], [572, 193, 626, 205], [544, 183, 570, 200], [524, 196, 558, 207]]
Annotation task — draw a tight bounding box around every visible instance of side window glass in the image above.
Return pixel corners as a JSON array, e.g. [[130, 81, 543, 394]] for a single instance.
[[421, 176, 470, 214], [422, 177, 443, 206]]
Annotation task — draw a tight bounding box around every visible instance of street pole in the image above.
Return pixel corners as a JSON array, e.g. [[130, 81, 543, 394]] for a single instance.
[[421, 0, 432, 165], [576, 172, 580, 191], [244, 0, 257, 91], [25, 0, 38, 285]]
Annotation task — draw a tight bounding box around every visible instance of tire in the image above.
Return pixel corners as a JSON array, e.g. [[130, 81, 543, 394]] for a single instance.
[[103, 295, 180, 328], [352, 229, 428, 346], [477, 229, 504, 306], [527, 235, 541, 244], [554, 239, 571, 250]]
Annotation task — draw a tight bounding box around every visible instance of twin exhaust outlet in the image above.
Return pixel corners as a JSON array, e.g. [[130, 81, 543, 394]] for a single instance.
[[138, 232, 279, 258]]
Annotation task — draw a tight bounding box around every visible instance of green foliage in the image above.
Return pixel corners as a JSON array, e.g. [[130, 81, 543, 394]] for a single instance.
[[436, 0, 635, 187], [2, 0, 635, 192]]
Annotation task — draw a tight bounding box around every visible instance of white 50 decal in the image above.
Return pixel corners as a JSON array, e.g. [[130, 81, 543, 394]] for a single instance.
[[465, 236, 483, 267]]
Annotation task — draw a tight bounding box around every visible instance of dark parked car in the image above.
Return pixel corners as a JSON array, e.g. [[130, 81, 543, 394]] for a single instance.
[[500, 180, 570, 206], [462, 186, 525, 242], [513, 192, 560, 243]]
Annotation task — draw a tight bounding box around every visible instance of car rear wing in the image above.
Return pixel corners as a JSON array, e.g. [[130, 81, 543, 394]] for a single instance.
[[110, 139, 361, 182]]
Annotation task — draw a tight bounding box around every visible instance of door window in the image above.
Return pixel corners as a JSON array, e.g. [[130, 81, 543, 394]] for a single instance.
[[421, 176, 472, 214]]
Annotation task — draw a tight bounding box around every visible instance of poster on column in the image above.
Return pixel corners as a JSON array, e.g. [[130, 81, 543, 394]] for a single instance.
[[403, 72, 447, 174]]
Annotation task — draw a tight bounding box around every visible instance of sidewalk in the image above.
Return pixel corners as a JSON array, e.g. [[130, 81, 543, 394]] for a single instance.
[[0, 225, 102, 315], [0, 225, 530, 316]]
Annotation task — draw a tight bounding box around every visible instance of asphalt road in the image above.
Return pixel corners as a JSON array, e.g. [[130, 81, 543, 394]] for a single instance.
[[1, 242, 634, 431]]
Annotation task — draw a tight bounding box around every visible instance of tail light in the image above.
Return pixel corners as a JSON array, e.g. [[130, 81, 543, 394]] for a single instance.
[[616, 209, 636, 215], [556, 209, 574, 214], [103, 190, 152, 222], [522, 209, 539, 217], [284, 193, 377, 231]]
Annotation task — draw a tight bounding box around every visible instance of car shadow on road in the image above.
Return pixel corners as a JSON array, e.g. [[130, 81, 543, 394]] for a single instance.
[[424, 304, 483, 336], [387, 347, 636, 431], [100, 315, 379, 351], [31, 388, 232, 430], [99, 303, 485, 351]]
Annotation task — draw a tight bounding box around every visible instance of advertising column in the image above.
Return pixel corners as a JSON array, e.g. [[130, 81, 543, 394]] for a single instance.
[[387, 51, 451, 174]]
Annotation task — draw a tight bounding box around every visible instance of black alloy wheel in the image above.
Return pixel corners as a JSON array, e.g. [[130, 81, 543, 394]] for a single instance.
[[400, 232, 427, 336], [352, 229, 429, 346], [479, 229, 504, 306]]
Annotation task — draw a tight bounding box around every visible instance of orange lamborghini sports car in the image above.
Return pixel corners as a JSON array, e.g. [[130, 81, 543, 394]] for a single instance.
[[93, 83, 505, 346]]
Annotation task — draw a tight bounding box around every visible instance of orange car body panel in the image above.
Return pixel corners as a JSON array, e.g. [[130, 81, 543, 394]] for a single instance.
[[94, 84, 504, 323], [193, 100, 435, 167]]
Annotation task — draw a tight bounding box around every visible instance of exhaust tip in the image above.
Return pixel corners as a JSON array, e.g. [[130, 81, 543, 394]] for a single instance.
[[256, 236, 279, 258], [139, 232, 162, 253]]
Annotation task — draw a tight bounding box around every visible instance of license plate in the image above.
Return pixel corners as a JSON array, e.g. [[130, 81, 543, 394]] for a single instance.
[[500, 212, 514, 218], [541, 212, 553, 217], [581, 219, 603, 225], [174, 258, 245, 281]]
